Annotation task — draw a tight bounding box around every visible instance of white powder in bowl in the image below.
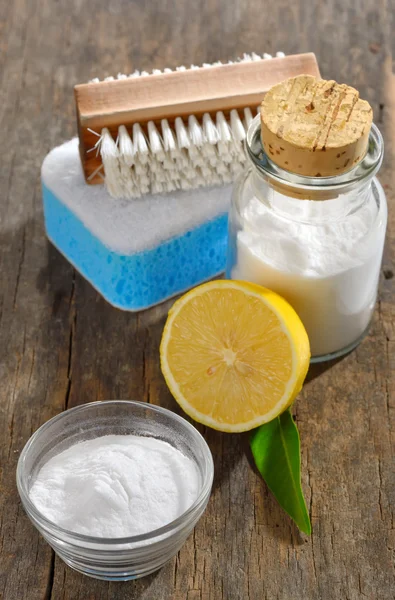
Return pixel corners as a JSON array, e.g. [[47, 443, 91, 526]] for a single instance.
[[29, 435, 200, 538]]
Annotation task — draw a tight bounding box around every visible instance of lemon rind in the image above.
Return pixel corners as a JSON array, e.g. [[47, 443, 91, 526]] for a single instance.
[[160, 280, 310, 433]]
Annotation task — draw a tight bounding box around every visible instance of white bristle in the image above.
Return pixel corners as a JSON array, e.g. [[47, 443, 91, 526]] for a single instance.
[[216, 160, 230, 175], [188, 115, 205, 146], [118, 126, 135, 166], [90, 51, 283, 85], [147, 121, 164, 154], [216, 112, 232, 143], [174, 148, 190, 169], [87, 127, 102, 138], [230, 162, 245, 178], [160, 120, 183, 188], [134, 159, 150, 195], [100, 128, 118, 158], [230, 109, 246, 141], [244, 108, 254, 129], [88, 52, 286, 198], [216, 112, 234, 166], [204, 143, 219, 167], [86, 128, 102, 158], [133, 123, 149, 164], [134, 160, 149, 178], [161, 119, 177, 152], [102, 128, 139, 198], [175, 117, 190, 149], [164, 161, 179, 178], [203, 113, 220, 144], [231, 141, 247, 162], [188, 144, 205, 167], [100, 128, 123, 197]]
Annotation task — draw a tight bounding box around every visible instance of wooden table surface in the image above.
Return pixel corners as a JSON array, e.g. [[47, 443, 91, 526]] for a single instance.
[[1, 0, 394, 598]]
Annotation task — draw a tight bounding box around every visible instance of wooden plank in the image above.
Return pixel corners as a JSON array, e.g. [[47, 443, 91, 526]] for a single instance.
[[0, 0, 394, 599]]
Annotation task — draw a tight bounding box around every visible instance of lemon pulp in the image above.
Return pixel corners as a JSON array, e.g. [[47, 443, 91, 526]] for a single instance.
[[160, 280, 310, 432]]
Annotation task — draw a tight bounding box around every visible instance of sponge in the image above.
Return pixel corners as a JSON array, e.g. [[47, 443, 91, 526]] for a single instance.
[[42, 138, 230, 310]]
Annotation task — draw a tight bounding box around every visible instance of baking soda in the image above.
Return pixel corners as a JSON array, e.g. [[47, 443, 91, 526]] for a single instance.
[[231, 184, 387, 357], [29, 435, 200, 538]]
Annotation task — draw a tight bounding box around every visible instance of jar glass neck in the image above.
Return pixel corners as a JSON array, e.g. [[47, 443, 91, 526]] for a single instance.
[[245, 116, 384, 203], [250, 170, 372, 224]]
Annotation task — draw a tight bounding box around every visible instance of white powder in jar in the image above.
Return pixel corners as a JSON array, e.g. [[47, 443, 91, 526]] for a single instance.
[[29, 435, 200, 538], [231, 185, 387, 358]]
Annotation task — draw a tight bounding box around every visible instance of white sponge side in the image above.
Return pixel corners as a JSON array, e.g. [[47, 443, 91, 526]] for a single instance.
[[41, 138, 232, 255]]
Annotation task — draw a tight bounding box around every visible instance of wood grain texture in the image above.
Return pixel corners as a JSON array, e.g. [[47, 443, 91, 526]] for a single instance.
[[0, 0, 394, 599], [75, 53, 320, 183]]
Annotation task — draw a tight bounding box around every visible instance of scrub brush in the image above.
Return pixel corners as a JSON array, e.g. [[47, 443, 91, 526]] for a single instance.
[[75, 52, 320, 199]]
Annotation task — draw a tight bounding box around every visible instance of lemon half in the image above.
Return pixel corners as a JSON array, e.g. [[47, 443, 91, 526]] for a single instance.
[[160, 280, 310, 432]]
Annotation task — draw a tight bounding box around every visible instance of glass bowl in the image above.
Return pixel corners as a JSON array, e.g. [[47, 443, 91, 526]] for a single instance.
[[16, 400, 214, 581]]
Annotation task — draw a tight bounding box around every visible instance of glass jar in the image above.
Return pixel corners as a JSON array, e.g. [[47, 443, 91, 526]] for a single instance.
[[227, 115, 387, 362]]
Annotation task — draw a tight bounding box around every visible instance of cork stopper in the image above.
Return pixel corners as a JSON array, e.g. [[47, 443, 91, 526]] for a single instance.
[[260, 75, 373, 177]]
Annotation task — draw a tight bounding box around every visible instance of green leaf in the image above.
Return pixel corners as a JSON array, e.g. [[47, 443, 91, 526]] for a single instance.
[[250, 409, 311, 535]]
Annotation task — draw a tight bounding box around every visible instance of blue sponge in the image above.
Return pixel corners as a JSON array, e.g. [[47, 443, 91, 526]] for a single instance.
[[42, 139, 231, 310]]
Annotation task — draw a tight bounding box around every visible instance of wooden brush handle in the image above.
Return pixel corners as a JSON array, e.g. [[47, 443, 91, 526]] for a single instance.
[[75, 53, 320, 184]]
